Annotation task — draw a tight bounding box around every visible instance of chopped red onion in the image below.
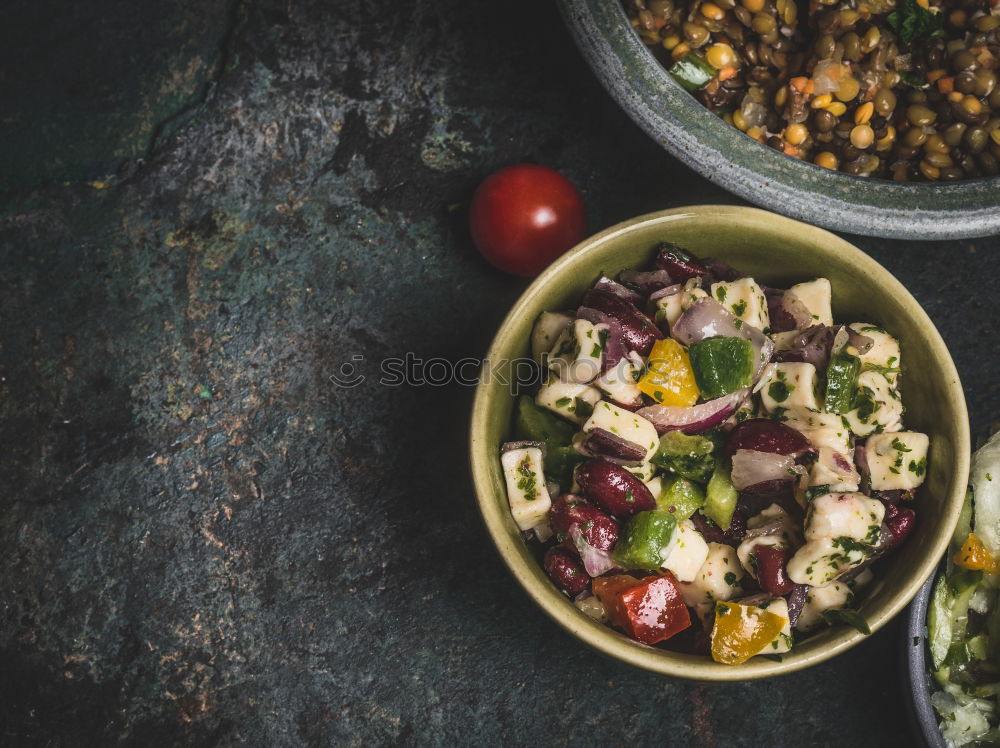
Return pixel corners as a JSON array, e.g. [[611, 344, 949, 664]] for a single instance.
[[618, 269, 675, 294], [765, 288, 813, 333], [704, 257, 743, 282], [637, 388, 750, 435], [847, 327, 874, 355], [577, 427, 647, 465], [775, 325, 835, 371], [577, 307, 629, 370], [569, 525, 619, 577], [501, 440, 546, 456], [731, 449, 797, 492], [594, 276, 643, 306], [742, 519, 787, 541], [855, 440, 871, 495], [786, 584, 809, 627], [649, 283, 683, 303]]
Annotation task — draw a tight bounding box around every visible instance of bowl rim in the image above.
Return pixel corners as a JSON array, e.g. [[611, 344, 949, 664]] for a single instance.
[[904, 567, 947, 748], [469, 204, 970, 681], [556, 0, 1000, 241]]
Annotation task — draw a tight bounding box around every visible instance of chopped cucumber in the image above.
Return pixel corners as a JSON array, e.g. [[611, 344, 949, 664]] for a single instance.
[[929, 574, 956, 670]]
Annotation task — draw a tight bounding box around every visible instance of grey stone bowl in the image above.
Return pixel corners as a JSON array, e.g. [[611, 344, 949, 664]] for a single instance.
[[904, 568, 947, 748], [557, 0, 1000, 239]]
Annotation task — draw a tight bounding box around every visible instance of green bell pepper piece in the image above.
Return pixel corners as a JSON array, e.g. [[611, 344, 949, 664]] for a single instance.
[[654, 476, 706, 521], [704, 459, 738, 530], [668, 53, 716, 92], [651, 430, 716, 483], [687, 337, 755, 399], [612, 510, 678, 571]]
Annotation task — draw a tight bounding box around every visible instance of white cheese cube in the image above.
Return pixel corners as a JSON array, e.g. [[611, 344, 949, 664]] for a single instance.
[[680, 278, 709, 311], [531, 311, 573, 363], [788, 279, 833, 327], [680, 542, 745, 606], [804, 492, 885, 543], [594, 353, 644, 408], [848, 323, 901, 384], [799, 421, 853, 454], [809, 447, 860, 492], [535, 378, 603, 425], [794, 581, 852, 631], [787, 537, 863, 587], [709, 277, 770, 331], [865, 431, 930, 490], [843, 371, 903, 436], [757, 597, 793, 654], [661, 520, 710, 583], [655, 292, 684, 331], [759, 362, 822, 413], [501, 448, 552, 531], [547, 319, 605, 385], [582, 401, 659, 462]]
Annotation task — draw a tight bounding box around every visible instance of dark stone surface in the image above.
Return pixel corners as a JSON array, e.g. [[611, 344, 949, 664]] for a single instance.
[[0, 0, 996, 745]]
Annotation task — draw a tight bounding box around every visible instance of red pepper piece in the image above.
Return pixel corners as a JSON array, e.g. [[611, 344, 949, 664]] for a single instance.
[[592, 574, 643, 634], [619, 572, 692, 645]]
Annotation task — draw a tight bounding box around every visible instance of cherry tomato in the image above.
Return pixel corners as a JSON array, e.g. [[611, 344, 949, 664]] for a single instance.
[[469, 164, 586, 277]]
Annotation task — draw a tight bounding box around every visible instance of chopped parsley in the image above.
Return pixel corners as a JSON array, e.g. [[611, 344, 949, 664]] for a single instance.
[[724, 571, 737, 586], [716, 286, 727, 302], [768, 380, 793, 403], [888, 0, 944, 46], [891, 437, 912, 453], [821, 608, 872, 635], [909, 457, 927, 477], [732, 299, 748, 317]]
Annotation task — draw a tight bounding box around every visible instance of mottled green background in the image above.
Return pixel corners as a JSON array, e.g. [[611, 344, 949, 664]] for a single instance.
[[0, 0, 994, 745]]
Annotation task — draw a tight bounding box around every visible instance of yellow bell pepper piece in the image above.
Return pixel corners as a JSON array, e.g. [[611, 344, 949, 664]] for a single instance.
[[710, 601, 788, 665], [954, 532, 1000, 575], [638, 339, 700, 407]]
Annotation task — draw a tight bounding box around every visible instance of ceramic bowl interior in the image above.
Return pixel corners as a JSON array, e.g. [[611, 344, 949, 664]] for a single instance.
[[469, 205, 970, 680], [556, 0, 1000, 240]]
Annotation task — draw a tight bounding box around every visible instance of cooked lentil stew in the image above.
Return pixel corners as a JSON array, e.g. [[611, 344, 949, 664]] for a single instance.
[[624, 0, 1000, 181]]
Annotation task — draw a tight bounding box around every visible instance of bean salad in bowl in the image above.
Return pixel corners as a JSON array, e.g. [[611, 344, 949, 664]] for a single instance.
[[623, 0, 1000, 181], [499, 242, 929, 665]]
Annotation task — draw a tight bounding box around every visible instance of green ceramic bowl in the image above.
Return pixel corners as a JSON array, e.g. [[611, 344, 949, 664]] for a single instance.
[[556, 0, 1000, 240], [469, 205, 970, 680]]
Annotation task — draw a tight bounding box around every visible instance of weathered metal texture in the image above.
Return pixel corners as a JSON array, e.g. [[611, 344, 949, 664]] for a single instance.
[[0, 0, 995, 745]]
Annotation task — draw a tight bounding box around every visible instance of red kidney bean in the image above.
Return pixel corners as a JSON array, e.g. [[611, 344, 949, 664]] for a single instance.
[[725, 419, 814, 459], [881, 500, 916, 550], [690, 508, 747, 546], [575, 459, 656, 518], [752, 544, 796, 596], [704, 257, 743, 282], [654, 242, 710, 283], [544, 547, 589, 596], [548, 493, 620, 552], [580, 289, 662, 356]]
